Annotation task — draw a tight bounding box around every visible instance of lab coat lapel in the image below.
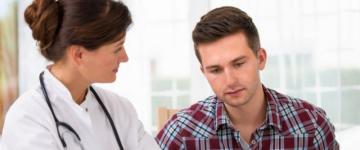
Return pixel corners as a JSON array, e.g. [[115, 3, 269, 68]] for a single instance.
[[43, 70, 101, 150]]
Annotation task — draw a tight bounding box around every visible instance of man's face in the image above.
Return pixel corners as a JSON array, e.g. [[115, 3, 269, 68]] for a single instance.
[[199, 32, 266, 108]]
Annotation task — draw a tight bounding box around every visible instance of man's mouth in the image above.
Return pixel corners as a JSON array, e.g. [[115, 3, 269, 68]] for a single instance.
[[225, 88, 245, 96]]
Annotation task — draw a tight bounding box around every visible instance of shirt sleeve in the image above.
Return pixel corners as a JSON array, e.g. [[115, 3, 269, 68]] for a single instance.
[[156, 114, 185, 150], [120, 99, 160, 150], [312, 108, 339, 150]]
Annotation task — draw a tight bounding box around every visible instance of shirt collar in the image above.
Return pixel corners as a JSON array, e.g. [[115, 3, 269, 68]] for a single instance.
[[42, 68, 90, 108], [262, 85, 282, 130], [214, 98, 231, 130], [43, 68, 74, 103], [215, 97, 233, 130], [214, 85, 282, 131]]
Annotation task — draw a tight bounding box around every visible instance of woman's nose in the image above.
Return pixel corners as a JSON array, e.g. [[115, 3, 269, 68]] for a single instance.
[[120, 49, 129, 62]]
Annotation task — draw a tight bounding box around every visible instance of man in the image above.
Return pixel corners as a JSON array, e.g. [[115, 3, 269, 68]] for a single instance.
[[156, 6, 339, 150]]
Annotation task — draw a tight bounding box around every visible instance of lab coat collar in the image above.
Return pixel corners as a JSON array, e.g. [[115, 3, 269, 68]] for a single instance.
[[42, 69, 100, 150], [42, 69, 90, 110]]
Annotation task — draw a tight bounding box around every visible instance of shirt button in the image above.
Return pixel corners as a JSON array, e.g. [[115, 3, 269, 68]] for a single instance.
[[85, 108, 88, 112], [251, 140, 256, 144]]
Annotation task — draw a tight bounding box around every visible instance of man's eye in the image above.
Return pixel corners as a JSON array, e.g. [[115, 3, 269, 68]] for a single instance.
[[234, 62, 244, 68], [210, 68, 221, 74]]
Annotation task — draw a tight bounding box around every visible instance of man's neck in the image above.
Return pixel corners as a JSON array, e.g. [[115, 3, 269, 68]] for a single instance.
[[225, 85, 267, 129], [223, 84, 267, 143]]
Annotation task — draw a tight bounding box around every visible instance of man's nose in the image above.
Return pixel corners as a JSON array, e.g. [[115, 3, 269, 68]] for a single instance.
[[224, 68, 238, 85]]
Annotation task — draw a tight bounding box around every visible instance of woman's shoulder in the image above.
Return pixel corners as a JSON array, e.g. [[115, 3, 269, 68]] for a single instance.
[[8, 87, 46, 114], [90, 86, 140, 127], [90, 86, 134, 111], [4, 86, 53, 129]]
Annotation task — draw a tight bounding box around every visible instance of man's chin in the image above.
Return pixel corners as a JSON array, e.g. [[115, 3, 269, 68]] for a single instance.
[[223, 96, 250, 107]]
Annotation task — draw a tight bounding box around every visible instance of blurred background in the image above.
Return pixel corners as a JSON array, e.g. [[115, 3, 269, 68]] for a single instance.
[[1, 0, 359, 149]]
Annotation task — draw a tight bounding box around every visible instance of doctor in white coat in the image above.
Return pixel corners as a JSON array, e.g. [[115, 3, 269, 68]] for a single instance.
[[1, 0, 160, 149]]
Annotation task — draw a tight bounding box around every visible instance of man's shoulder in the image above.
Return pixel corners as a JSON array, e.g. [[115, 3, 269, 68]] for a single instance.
[[173, 95, 218, 122], [268, 88, 323, 114], [179, 95, 217, 114], [157, 96, 218, 138], [267, 88, 330, 133]]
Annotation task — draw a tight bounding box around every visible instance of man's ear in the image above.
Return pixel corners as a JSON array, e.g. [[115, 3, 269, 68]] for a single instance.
[[257, 48, 267, 70], [68, 45, 84, 65], [200, 65, 204, 73]]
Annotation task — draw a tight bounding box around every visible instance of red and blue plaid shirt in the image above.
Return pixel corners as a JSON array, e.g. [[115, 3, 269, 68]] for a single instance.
[[156, 86, 339, 150]]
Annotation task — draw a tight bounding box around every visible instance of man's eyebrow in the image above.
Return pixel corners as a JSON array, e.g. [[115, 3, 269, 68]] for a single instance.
[[231, 56, 246, 63], [205, 65, 220, 70]]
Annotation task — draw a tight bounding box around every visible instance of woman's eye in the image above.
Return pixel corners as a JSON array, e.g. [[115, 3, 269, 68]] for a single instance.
[[114, 47, 123, 53]]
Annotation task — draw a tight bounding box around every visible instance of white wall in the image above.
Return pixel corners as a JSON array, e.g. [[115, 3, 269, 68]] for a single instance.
[[188, 0, 214, 103], [18, 0, 47, 94]]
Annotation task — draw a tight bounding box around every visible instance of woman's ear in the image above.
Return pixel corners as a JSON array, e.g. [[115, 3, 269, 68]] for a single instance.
[[67, 45, 84, 65]]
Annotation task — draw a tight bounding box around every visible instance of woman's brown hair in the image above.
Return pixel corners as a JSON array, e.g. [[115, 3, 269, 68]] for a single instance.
[[24, 0, 132, 61]]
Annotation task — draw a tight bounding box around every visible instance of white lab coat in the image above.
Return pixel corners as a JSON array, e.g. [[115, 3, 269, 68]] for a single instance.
[[1, 70, 160, 150]]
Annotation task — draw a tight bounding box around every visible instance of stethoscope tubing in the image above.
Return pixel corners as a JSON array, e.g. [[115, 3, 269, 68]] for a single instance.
[[39, 71, 124, 150]]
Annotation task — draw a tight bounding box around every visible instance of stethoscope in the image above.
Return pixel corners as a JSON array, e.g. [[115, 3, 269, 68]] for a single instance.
[[39, 71, 124, 150]]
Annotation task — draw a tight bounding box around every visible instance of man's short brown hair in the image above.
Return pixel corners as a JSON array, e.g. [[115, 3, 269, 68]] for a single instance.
[[192, 6, 261, 63]]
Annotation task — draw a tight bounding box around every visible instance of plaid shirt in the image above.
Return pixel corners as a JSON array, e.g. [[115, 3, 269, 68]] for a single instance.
[[156, 86, 339, 150]]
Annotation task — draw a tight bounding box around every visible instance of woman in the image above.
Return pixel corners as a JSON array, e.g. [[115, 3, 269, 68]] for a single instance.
[[1, 0, 159, 149]]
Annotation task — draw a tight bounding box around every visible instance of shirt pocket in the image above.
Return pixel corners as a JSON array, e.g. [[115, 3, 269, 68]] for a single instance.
[[265, 134, 314, 150], [182, 136, 241, 150]]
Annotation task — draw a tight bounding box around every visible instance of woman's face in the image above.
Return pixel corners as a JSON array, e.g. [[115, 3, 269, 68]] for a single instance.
[[79, 36, 128, 83]]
